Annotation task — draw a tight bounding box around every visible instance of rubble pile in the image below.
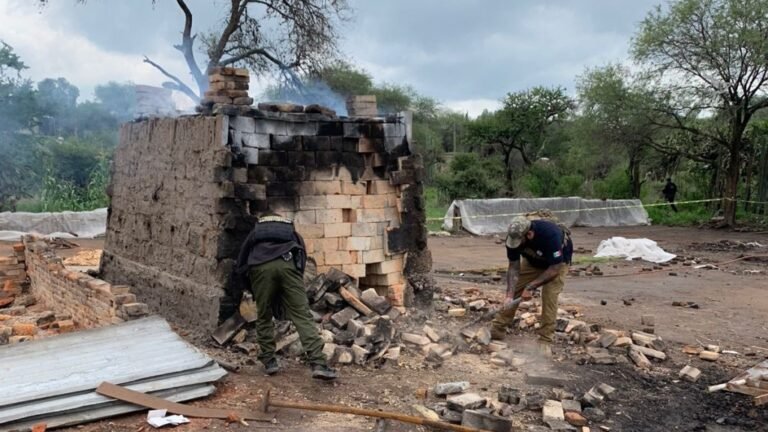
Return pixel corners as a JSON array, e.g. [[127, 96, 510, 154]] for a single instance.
[[260, 268, 403, 366], [410, 379, 618, 430]]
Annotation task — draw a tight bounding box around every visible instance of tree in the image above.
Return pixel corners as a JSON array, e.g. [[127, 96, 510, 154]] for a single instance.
[[577, 65, 657, 198], [94, 82, 136, 123], [36, 78, 80, 136], [143, 0, 350, 102], [0, 42, 42, 209], [633, 0, 768, 225], [467, 86, 574, 184]]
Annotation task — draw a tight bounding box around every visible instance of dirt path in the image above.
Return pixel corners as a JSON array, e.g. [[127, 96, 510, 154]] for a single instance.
[[6, 226, 767, 431]]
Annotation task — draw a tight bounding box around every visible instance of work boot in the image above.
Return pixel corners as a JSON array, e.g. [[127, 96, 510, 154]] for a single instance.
[[311, 364, 338, 380], [536, 340, 552, 358], [490, 326, 506, 340], [263, 358, 281, 376]]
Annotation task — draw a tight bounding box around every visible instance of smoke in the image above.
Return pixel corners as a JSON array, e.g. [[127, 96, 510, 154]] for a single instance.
[[264, 68, 348, 116]]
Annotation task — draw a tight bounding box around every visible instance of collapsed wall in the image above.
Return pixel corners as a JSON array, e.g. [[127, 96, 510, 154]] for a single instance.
[[100, 104, 431, 337]]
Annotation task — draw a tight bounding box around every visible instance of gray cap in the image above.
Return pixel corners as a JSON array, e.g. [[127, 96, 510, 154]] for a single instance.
[[506, 216, 531, 248]]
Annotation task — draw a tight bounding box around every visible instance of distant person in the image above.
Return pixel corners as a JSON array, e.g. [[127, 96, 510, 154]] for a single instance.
[[663, 178, 678, 212], [235, 211, 337, 380], [491, 216, 573, 357]]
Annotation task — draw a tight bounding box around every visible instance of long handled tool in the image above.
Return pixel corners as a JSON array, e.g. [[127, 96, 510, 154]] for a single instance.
[[259, 388, 489, 432], [460, 293, 530, 330]]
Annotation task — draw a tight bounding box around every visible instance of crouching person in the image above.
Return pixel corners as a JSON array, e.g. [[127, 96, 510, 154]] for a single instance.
[[235, 211, 337, 380]]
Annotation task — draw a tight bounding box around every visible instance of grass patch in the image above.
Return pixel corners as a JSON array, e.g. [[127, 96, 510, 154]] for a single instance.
[[646, 204, 711, 226], [13, 198, 45, 212], [425, 186, 449, 232]]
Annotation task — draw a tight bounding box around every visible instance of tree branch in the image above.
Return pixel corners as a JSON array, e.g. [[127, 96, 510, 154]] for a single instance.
[[143, 56, 199, 102], [220, 46, 286, 68], [207, 0, 247, 71], [174, 0, 207, 95]]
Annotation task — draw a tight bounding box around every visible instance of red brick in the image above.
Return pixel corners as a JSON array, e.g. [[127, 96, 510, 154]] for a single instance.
[[388, 284, 405, 306], [12, 323, 37, 336], [362, 195, 389, 209], [325, 251, 356, 265], [55, 319, 75, 333], [367, 257, 404, 275], [341, 181, 367, 195], [316, 209, 344, 224], [324, 223, 352, 238], [295, 223, 324, 239]]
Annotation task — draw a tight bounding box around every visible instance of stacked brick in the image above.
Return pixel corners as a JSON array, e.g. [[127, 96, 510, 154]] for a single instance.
[[0, 244, 27, 296], [347, 95, 378, 117], [224, 110, 427, 307], [101, 116, 232, 338], [22, 237, 149, 328], [102, 95, 431, 336], [198, 67, 253, 116]]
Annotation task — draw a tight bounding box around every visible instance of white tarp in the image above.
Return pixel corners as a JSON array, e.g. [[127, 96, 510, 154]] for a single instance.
[[442, 197, 649, 235], [0, 208, 107, 241], [594, 236, 676, 263]]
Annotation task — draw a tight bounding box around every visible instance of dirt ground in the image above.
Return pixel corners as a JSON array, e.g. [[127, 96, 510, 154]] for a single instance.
[[4, 226, 768, 432]]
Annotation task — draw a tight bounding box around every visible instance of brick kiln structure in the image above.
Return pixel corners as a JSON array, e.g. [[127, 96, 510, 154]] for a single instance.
[[100, 96, 431, 337]]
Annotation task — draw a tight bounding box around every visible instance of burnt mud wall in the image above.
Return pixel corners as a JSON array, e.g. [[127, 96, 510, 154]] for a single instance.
[[101, 110, 430, 337]]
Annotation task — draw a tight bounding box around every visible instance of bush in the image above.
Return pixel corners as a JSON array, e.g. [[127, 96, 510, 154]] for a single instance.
[[39, 157, 110, 212], [646, 204, 711, 226], [521, 164, 559, 197], [435, 153, 505, 200], [554, 174, 584, 196], [590, 168, 632, 199]]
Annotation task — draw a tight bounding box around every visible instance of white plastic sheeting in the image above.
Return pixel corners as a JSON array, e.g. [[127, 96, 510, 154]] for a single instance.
[[442, 198, 649, 235], [0, 208, 107, 241], [594, 237, 676, 263]]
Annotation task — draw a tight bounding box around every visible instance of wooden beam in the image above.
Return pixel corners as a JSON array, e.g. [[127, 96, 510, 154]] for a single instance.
[[96, 382, 274, 422]]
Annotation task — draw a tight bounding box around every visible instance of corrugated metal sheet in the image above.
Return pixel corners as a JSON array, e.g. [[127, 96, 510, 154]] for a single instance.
[[3, 384, 216, 432], [0, 316, 212, 407], [0, 316, 226, 431], [0, 364, 226, 424]]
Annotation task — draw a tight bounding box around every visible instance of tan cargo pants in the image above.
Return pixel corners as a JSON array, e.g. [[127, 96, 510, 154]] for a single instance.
[[491, 258, 568, 343]]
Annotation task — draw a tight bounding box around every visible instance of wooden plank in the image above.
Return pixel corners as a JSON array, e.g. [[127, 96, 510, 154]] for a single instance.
[[339, 286, 375, 317], [211, 313, 245, 345], [96, 382, 274, 422], [726, 383, 768, 398], [755, 393, 768, 407]]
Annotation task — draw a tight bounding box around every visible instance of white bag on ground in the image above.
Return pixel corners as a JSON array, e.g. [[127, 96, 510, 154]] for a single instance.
[[594, 237, 676, 263]]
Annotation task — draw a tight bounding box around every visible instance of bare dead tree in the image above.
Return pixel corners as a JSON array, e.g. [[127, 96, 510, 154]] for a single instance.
[[144, 0, 350, 102]]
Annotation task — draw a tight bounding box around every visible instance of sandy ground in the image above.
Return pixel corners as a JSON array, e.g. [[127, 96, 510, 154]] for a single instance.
[[3, 226, 768, 432]]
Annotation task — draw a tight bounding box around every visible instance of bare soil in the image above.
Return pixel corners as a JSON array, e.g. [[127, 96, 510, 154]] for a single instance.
[[4, 226, 768, 432]]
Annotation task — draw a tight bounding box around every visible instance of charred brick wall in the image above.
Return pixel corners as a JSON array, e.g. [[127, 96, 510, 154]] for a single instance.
[[101, 108, 430, 337]]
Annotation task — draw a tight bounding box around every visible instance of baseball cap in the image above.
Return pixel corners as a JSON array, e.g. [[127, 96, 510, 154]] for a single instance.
[[505, 216, 531, 248]]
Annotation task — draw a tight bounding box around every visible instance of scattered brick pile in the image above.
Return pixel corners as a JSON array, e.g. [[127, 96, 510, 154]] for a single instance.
[[227, 268, 402, 366], [198, 67, 254, 115]]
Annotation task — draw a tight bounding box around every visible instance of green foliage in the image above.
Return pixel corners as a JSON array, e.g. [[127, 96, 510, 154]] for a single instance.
[[39, 157, 110, 212], [435, 153, 505, 200], [554, 174, 585, 197], [424, 186, 449, 231], [589, 168, 632, 199], [520, 163, 559, 197], [315, 61, 373, 97], [646, 205, 711, 226], [46, 138, 104, 188], [467, 86, 574, 187]]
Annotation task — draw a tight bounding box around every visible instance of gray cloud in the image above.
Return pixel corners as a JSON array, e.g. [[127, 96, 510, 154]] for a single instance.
[[1, 0, 659, 115]]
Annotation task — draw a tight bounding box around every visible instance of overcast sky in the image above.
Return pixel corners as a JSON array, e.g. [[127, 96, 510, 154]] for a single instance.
[[0, 0, 658, 116]]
